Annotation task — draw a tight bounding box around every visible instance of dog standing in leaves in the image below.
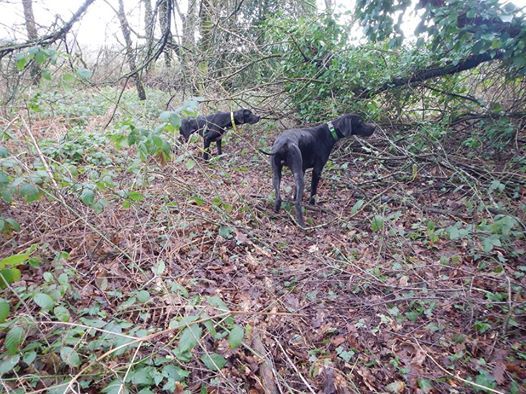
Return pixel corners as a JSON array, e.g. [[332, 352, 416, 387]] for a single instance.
[[263, 113, 375, 228], [179, 109, 260, 160]]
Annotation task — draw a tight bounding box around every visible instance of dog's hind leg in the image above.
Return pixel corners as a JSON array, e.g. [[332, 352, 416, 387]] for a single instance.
[[288, 145, 305, 227], [272, 156, 282, 213]]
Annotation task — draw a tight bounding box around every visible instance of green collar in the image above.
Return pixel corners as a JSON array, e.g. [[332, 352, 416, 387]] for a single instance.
[[327, 121, 339, 141]]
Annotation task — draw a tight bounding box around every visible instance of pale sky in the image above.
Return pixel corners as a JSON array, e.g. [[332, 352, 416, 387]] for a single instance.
[[0, 0, 524, 52]]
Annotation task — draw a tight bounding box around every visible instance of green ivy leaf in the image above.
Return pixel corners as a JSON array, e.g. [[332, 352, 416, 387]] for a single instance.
[[60, 347, 81, 368], [482, 235, 501, 253], [5, 326, 24, 355], [0, 268, 22, 288], [228, 325, 244, 349], [136, 290, 150, 303], [15, 54, 28, 71], [76, 68, 92, 80], [0, 355, 20, 375], [0, 298, 10, 322], [207, 295, 229, 312], [371, 215, 384, 232], [218, 226, 234, 239], [177, 324, 202, 354], [191, 195, 206, 206], [34, 293, 55, 311], [80, 189, 95, 206], [162, 364, 189, 381], [200, 353, 227, 371], [42, 69, 52, 80], [102, 378, 128, 394], [351, 199, 364, 214], [475, 370, 497, 390], [0, 146, 8, 158], [185, 159, 196, 170], [151, 260, 165, 276], [53, 306, 71, 322], [130, 367, 155, 385], [23, 350, 37, 365], [0, 252, 30, 268], [19, 183, 41, 202]]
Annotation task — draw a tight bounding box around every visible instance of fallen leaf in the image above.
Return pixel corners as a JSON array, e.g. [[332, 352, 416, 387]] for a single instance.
[[492, 349, 507, 385]]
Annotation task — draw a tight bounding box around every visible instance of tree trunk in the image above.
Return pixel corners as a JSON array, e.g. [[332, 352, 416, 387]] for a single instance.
[[143, 0, 155, 69], [198, 0, 214, 84], [21, 0, 40, 84], [324, 0, 334, 14], [117, 0, 146, 100], [177, 0, 198, 94], [182, 0, 197, 48], [158, 0, 173, 67]]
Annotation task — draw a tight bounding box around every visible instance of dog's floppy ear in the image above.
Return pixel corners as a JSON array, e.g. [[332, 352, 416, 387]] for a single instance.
[[179, 118, 196, 141], [242, 109, 252, 121], [334, 113, 355, 137]]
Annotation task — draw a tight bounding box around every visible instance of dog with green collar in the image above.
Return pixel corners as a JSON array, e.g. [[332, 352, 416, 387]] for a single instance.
[[262, 113, 375, 228]]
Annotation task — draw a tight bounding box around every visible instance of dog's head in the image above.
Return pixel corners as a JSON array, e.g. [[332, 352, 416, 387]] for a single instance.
[[179, 118, 198, 143], [234, 109, 261, 125], [334, 113, 375, 138]]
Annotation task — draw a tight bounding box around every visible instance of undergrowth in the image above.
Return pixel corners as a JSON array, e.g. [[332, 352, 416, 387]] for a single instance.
[[0, 83, 525, 393]]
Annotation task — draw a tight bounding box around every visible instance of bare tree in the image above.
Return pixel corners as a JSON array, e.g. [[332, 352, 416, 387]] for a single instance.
[[324, 0, 334, 14], [143, 0, 156, 65], [158, 0, 173, 67], [182, 0, 197, 49], [22, 0, 40, 83], [117, 0, 146, 100]]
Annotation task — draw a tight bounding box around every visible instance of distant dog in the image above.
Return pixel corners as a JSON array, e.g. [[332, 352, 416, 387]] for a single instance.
[[263, 114, 375, 228], [179, 109, 260, 160]]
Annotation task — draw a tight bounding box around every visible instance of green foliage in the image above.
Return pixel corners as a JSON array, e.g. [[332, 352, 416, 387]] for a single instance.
[[5, 326, 25, 355], [0, 247, 35, 290], [356, 0, 526, 73], [108, 98, 197, 163], [265, 15, 384, 120], [445, 214, 522, 257], [463, 118, 516, 154], [200, 353, 227, 371], [15, 46, 57, 72]]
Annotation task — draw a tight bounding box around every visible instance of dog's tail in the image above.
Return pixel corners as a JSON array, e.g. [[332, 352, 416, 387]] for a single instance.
[[258, 148, 274, 155]]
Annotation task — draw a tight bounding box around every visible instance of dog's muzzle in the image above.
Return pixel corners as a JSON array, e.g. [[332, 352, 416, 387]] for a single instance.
[[363, 123, 376, 137]]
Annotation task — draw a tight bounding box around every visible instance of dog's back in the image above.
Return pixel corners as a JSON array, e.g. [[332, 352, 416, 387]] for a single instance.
[[271, 126, 332, 170]]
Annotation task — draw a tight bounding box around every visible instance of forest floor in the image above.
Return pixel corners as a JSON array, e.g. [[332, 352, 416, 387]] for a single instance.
[[1, 87, 525, 393]]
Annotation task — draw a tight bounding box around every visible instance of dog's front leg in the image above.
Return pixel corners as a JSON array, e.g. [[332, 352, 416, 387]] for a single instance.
[[309, 166, 322, 205], [215, 139, 222, 156]]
